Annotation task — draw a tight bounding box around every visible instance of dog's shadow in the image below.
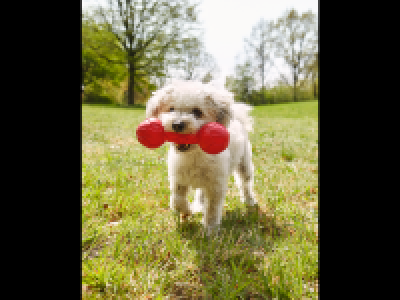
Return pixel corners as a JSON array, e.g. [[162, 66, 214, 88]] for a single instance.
[[177, 205, 284, 240], [174, 206, 291, 299]]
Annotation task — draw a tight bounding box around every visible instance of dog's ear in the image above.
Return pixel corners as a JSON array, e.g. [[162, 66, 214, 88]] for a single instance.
[[205, 94, 233, 127], [146, 87, 173, 119]]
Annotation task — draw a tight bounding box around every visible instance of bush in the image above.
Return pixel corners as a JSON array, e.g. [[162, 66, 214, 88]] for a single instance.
[[83, 79, 128, 105], [83, 81, 114, 104]]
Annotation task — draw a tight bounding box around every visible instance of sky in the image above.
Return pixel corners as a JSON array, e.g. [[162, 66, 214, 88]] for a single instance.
[[82, 0, 318, 88]]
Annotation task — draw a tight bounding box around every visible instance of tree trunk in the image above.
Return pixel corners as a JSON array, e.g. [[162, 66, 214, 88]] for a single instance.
[[313, 77, 317, 99], [261, 56, 265, 104], [128, 62, 135, 105]]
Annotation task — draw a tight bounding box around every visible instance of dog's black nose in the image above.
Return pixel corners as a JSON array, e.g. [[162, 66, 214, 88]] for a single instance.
[[172, 121, 185, 132]]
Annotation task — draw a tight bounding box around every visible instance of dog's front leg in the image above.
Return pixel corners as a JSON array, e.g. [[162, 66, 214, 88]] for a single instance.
[[203, 183, 227, 235], [191, 188, 205, 214], [169, 183, 191, 216]]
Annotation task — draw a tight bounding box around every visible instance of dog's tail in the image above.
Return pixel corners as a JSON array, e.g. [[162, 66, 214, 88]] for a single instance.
[[231, 102, 254, 133]]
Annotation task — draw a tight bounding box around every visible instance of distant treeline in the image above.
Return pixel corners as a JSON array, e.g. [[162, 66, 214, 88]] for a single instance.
[[233, 83, 318, 106]]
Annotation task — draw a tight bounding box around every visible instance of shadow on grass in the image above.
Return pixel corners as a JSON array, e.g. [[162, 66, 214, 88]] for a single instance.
[[173, 206, 292, 299]]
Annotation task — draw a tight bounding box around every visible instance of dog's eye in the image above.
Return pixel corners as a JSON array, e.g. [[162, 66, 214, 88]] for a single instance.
[[169, 107, 174, 112], [192, 108, 203, 118]]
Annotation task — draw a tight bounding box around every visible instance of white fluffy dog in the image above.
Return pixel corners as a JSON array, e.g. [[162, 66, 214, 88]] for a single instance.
[[146, 80, 257, 234]]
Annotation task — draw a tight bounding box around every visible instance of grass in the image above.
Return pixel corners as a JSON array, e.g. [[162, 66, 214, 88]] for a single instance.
[[82, 100, 319, 299]]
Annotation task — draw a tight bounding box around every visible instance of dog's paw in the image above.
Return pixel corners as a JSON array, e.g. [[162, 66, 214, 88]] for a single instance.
[[190, 201, 203, 214]]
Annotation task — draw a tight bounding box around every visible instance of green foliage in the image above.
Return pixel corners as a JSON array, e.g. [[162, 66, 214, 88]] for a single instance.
[[226, 8, 318, 105], [95, 0, 201, 105], [82, 1, 201, 105], [82, 12, 128, 104], [173, 36, 219, 81], [226, 78, 317, 106], [83, 81, 114, 104], [82, 14, 127, 85], [274, 9, 318, 101], [244, 19, 276, 90], [201, 71, 213, 83], [225, 60, 256, 104]]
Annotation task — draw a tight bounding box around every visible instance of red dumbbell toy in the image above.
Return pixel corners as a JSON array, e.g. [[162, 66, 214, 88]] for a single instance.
[[136, 118, 230, 154]]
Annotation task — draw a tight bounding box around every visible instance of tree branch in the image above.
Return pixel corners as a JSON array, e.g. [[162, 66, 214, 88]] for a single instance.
[[86, 44, 126, 64]]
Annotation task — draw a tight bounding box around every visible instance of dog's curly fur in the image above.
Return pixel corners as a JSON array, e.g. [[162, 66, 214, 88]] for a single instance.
[[146, 80, 257, 234]]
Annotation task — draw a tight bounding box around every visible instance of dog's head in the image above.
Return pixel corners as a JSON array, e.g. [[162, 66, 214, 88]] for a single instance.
[[146, 80, 233, 152]]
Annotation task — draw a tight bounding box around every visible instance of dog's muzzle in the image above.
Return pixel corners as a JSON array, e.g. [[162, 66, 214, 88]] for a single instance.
[[172, 121, 192, 152], [172, 121, 185, 133], [176, 143, 191, 152]]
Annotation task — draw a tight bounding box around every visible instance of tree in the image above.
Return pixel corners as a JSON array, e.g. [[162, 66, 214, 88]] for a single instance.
[[225, 60, 256, 104], [304, 51, 318, 99], [82, 12, 129, 103], [274, 9, 318, 102], [244, 18, 276, 102], [174, 36, 219, 82], [82, 13, 127, 87], [94, 0, 200, 105], [224, 75, 236, 94], [201, 70, 213, 83]]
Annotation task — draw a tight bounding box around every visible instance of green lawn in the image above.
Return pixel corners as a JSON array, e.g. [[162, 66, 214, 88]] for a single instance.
[[82, 100, 319, 299]]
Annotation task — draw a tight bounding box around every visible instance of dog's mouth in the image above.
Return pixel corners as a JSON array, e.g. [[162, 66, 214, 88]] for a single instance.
[[176, 143, 192, 152]]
